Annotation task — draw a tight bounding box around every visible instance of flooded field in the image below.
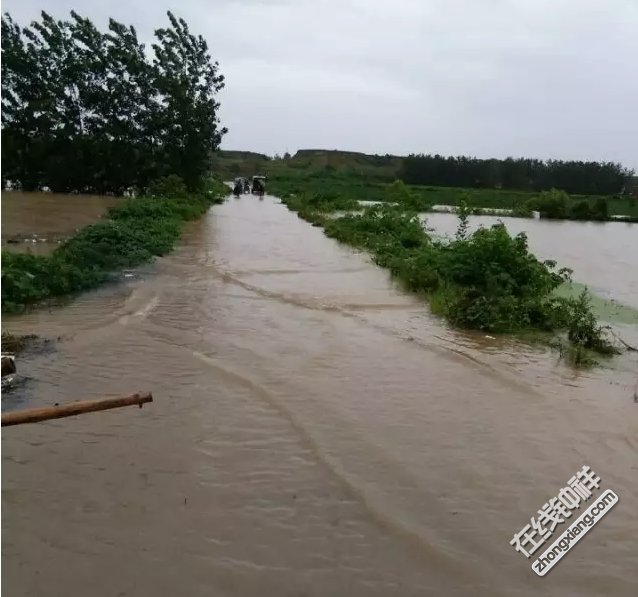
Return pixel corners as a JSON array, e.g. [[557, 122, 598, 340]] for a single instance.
[[2, 195, 637, 596], [423, 212, 638, 311], [1, 191, 118, 254]]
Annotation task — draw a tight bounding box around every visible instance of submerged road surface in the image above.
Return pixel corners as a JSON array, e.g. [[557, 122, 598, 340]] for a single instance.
[[3, 195, 637, 596]]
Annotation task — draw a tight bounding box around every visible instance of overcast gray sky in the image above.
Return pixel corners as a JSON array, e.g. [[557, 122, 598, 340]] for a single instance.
[[4, 0, 637, 169]]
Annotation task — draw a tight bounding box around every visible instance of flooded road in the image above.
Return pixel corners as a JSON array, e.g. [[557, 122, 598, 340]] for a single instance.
[[2, 195, 637, 596]]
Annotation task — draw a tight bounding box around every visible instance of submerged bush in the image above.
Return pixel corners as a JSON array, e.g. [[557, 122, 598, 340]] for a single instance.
[[548, 291, 619, 366], [306, 198, 616, 362]]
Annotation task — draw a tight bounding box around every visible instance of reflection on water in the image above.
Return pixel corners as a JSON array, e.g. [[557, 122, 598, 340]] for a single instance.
[[2, 195, 637, 597]]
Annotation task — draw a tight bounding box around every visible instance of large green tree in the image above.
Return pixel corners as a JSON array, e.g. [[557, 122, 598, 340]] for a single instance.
[[152, 13, 226, 189], [1, 10, 226, 193]]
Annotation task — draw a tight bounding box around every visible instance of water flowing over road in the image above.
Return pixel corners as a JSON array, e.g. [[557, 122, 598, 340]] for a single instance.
[[3, 195, 637, 596]]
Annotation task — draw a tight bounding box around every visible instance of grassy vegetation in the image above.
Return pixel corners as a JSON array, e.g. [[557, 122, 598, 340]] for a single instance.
[[212, 149, 400, 183], [283, 193, 620, 366], [436, 183, 635, 219], [1, 175, 229, 313], [283, 191, 359, 214], [272, 172, 638, 221], [217, 149, 638, 221]]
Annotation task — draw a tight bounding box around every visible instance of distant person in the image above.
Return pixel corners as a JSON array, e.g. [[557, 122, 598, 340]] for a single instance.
[[252, 177, 265, 195]]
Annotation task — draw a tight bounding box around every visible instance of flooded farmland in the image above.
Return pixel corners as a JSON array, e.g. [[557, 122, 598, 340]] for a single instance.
[[1, 192, 118, 255]]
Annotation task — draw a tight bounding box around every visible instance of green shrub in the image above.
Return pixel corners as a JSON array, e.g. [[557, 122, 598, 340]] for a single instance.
[[2, 253, 57, 309], [569, 200, 591, 220], [591, 197, 609, 221], [526, 188, 569, 219], [283, 191, 358, 213], [56, 221, 154, 271], [148, 174, 189, 199], [385, 179, 412, 203]]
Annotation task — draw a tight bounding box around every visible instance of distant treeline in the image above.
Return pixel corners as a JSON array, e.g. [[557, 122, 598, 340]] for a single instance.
[[399, 155, 633, 195], [1, 11, 225, 193]]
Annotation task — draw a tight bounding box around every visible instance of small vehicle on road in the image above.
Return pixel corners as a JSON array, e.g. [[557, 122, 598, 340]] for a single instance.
[[251, 175, 266, 196]]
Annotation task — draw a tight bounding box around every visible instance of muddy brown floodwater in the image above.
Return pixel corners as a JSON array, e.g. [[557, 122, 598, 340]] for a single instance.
[[2, 194, 637, 597], [1, 191, 119, 254]]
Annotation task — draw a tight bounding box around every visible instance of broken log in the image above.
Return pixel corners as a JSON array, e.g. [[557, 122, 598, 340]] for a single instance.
[[1, 392, 152, 427]]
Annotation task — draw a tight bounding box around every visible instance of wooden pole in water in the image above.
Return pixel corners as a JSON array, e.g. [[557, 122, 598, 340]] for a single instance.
[[1, 392, 153, 427]]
